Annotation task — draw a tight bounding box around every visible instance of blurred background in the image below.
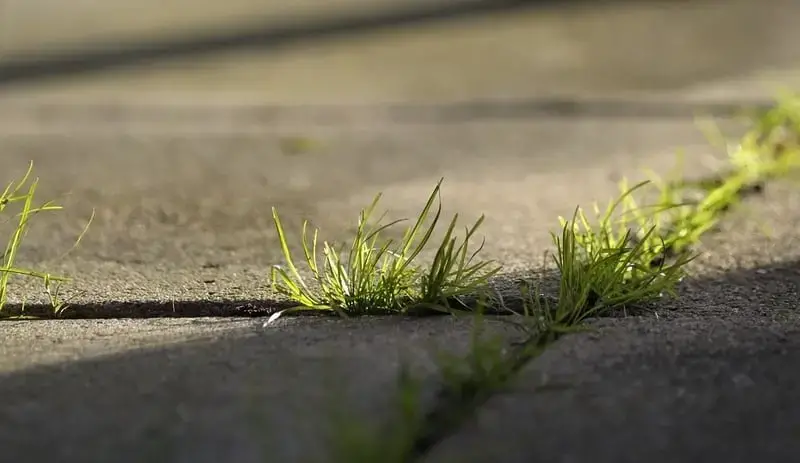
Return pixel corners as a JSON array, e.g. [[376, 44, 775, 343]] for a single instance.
[[2, 0, 800, 104]]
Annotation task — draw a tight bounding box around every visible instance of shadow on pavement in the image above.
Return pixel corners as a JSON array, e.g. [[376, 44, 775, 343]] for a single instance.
[[655, 256, 800, 319], [0, 257, 797, 463], [419, 257, 800, 463], [0, 0, 682, 88]]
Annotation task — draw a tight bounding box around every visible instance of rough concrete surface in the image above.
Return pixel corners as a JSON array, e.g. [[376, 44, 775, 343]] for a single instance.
[[1, 1, 800, 462], [1, 316, 527, 463], [425, 184, 800, 463]]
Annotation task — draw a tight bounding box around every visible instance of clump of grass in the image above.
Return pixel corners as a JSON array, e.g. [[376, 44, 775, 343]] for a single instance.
[[682, 92, 800, 190], [269, 179, 501, 322], [622, 168, 728, 266], [322, 94, 800, 463], [550, 180, 696, 323], [637, 93, 800, 259], [732, 93, 800, 183], [0, 162, 88, 317], [749, 91, 800, 154], [544, 93, 800, 325]]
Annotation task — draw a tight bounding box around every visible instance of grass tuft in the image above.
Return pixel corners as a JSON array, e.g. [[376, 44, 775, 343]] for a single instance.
[[551, 180, 695, 323], [0, 162, 91, 318], [297, 94, 800, 463], [544, 92, 800, 327], [269, 178, 501, 322]]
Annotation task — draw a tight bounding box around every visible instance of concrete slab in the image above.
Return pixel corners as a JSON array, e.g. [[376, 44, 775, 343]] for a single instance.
[[0, 118, 735, 305], [0, 1, 799, 462], [0, 315, 525, 463], [1, 114, 798, 462], [424, 312, 800, 463], [423, 182, 800, 463]]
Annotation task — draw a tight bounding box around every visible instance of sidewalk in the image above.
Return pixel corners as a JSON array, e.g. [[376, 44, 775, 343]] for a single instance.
[[1, 1, 800, 462]]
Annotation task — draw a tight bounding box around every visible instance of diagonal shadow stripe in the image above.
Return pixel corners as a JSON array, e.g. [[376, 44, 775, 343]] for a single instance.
[[0, 0, 676, 88], [0, 98, 775, 129], [0, 259, 797, 463]]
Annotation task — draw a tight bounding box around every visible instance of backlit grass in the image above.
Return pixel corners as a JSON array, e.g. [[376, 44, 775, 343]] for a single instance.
[[326, 93, 800, 463], [0, 93, 796, 461], [551, 180, 696, 323], [548, 92, 800, 325], [269, 178, 501, 322], [0, 162, 87, 317]]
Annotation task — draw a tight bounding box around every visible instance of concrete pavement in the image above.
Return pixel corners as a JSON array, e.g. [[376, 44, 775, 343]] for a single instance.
[[1, 1, 800, 462]]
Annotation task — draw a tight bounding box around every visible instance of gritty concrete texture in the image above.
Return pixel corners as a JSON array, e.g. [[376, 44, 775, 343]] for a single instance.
[[1, 1, 800, 462], [424, 183, 800, 463], [425, 312, 800, 463], [0, 317, 260, 372], [0, 118, 740, 306], [422, 184, 800, 463], [2, 114, 799, 462], [0, 316, 524, 463]]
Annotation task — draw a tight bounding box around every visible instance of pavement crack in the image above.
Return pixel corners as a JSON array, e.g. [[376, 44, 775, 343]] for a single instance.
[[406, 330, 559, 461]]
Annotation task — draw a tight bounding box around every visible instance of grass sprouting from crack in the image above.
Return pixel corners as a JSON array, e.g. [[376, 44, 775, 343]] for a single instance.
[[552, 180, 696, 322], [0, 162, 92, 318], [323, 93, 800, 463], [269, 178, 501, 322], [328, 362, 424, 463], [327, 302, 535, 463], [553, 92, 800, 323], [327, 290, 581, 463], [654, 92, 800, 253]]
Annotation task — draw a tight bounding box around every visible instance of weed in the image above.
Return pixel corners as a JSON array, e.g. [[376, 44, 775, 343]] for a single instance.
[[0, 162, 86, 317], [553, 181, 696, 321], [268, 179, 501, 322], [734, 95, 800, 182], [306, 95, 800, 463], [640, 95, 800, 259]]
